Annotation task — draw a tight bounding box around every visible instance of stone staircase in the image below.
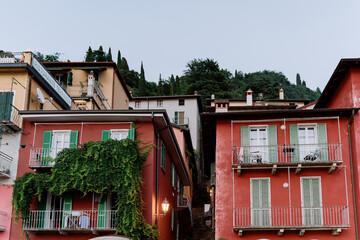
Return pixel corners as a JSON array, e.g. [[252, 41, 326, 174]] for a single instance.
[[188, 207, 213, 240]]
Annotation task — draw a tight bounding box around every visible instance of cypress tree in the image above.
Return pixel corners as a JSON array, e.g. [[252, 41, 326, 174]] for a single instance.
[[121, 57, 129, 71], [117, 50, 122, 69], [106, 47, 113, 62], [175, 75, 181, 95], [316, 87, 321, 94], [137, 61, 147, 96], [95, 46, 106, 62], [302, 80, 306, 87], [169, 75, 175, 95], [85, 46, 95, 62], [296, 73, 301, 86]]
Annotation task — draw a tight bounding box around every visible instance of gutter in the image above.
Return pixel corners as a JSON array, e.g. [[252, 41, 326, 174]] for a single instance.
[[348, 110, 359, 240], [151, 112, 160, 226]]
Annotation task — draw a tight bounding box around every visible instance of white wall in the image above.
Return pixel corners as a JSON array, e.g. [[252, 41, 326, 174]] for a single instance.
[[0, 132, 21, 184]]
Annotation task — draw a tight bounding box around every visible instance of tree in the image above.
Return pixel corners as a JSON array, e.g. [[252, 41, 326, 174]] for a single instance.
[[175, 75, 181, 95], [34, 52, 61, 62], [169, 75, 175, 95], [85, 47, 95, 62], [296, 73, 301, 86], [106, 47, 113, 62], [316, 87, 321, 94], [94, 46, 106, 62], [302, 80, 306, 87], [117, 50, 122, 69], [137, 62, 147, 96]]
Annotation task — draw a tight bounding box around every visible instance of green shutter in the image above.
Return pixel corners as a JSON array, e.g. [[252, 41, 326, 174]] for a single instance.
[[210, 162, 215, 186], [97, 195, 108, 229], [241, 126, 250, 163], [36, 193, 47, 229], [252, 179, 270, 226], [171, 162, 174, 187], [175, 111, 178, 124], [41, 131, 53, 166], [302, 178, 322, 226], [317, 124, 328, 161], [69, 131, 78, 148], [261, 179, 270, 225], [128, 128, 135, 140], [171, 208, 175, 231], [0, 92, 13, 121], [302, 178, 311, 207], [62, 192, 73, 228], [161, 142, 166, 170], [252, 179, 260, 208], [289, 124, 299, 162], [102, 130, 111, 141], [268, 125, 278, 163]]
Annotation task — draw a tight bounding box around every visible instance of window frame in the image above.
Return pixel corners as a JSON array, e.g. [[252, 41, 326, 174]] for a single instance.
[[178, 99, 185, 106], [135, 101, 141, 108], [51, 130, 71, 158], [300, 176, 323, 226], [157, 100, 163, 107], [250, 177, 271, 226], [110, 129, 129, 140]]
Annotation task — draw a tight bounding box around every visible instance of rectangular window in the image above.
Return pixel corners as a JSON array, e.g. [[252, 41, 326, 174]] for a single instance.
[[301, 177, 322, 226], [171, 162, 176, 188], [161, 142, 166, 171], [157, 100, 163, 107], [135, 101, 141, 108], [174, 111, 185, 125], [251, 178, 270, 226], [51, 130, 71, 158], [249, 127, 268, 163], [178, 99, 184, 106], [110, 129, 128, 140]]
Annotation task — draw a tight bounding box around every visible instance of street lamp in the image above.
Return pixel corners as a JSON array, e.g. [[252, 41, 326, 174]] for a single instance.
[[155, 198, 170, 219]]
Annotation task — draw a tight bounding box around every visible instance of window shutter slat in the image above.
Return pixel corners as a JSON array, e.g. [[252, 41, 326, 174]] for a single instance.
[[42, 131, 53, 166], [241, 126, 250, 163], [289, 124, 299, 162], [36, 193, 47, 229], [97, 195, 108, 228], [261, 179, 269, 208], [62, 192, 73, 228], [268, 125, 278, 163], [101, 130, 111, 141], [317, 123, 328, 161], [252, 179, 260, 208], [175, 112, 178, 124], [302, 178, 311, 207], [69, 131, 78, 148]]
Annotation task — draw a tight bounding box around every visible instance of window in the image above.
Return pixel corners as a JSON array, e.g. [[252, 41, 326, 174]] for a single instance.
[[178, 99, 184, 106], [251, 178, 270, 226], [161, 142, 166, 171], [301, 177, 322, 226], [157, 100, 163, 107], [174, 111, 185, 125], [135, 101, 141, 108], [249, 127, 268, 163], [171, 162, 176, 188], [110, 129, 128, 140], [51, 130, 71, 158]]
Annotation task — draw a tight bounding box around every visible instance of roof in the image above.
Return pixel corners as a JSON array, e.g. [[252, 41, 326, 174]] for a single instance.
[[315, 58, 360, 108], [132, 95, 203, 112], [19, 110, 191, 186], [0, 63, 71, 110], [206, 104, 297, 112], [42, 62, 132, 100]]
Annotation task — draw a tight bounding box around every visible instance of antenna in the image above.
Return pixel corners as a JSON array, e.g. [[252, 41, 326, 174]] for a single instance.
[[37, 88, 45, 104]]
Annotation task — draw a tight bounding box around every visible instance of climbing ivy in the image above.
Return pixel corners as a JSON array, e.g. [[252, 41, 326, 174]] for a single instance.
[[12, 139, 159, 240]]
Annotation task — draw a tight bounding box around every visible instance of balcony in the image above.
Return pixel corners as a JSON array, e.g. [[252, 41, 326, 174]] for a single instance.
[[0, 103, 22, 131], [29, 148, 61, 170], [23, 210, 118, 235], [171, 117, 189, 126], [0, 151, 12, 178], [0, 211, 5, 231], [233, 206, 349, 236], [232, 143, 342, 175]]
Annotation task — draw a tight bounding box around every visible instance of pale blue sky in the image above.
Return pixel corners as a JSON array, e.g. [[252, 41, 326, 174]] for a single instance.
[[1, 0, 360, 91]]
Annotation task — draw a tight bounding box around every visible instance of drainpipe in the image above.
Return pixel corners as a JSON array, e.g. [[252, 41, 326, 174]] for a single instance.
[[27, 76, 33, 110], [152, 112, 160, 226], [348, 110, 359, 240]]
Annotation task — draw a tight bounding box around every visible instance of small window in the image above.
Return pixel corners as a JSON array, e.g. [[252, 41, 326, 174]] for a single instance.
[[157, 100, 163, 107], [161, 142, 166, 171], [135, 101, 141, 108], [110, 129, 128, 140], [178, 99, 185, 106]]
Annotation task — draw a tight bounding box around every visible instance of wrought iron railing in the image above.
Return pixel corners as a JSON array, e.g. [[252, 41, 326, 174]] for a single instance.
[[29, 148, 65, 168], [67, 82, 111, 109], [232, 143, 341, 165], [0, 151, 12, 177], [0, 103, 22, 129], [23, 210, 119, 231], [233, 206, 349, 229]]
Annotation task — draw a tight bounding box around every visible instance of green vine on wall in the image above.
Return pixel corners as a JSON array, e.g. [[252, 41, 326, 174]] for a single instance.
[[12, 139, 159, 240]]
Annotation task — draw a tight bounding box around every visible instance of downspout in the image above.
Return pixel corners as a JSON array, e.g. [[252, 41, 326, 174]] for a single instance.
[[152, 112, 160, 226], [348, 110, 359, 240], [27, 77, 32, 110]]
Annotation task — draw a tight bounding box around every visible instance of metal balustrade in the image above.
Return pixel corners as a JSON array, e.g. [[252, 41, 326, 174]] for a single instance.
[[233, 206, 349, 229], [232, 143, 342, 166], [0, 151, 12, 177], [29, 148, 65, 168], [23, 210, 119, 231], [0, 103, 22, 129]]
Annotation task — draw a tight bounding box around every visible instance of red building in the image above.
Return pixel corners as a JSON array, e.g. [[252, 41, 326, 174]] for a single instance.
[[203, 106, 358, 239], [10, 110, 192, 240]]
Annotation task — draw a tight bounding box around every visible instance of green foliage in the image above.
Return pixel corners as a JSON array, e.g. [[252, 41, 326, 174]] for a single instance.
[[137, 62, 147, 96], [0, 50, 14, 58], [107, 47, 113, 62], [12, 139, 159, 240], [117, 50, 122, 69], [296, 73, 301, 86], [94, 46, 106, 62], [85, 47, 95, 62], [34, 52, 61, 62]]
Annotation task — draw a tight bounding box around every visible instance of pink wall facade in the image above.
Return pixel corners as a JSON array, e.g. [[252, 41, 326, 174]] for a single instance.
[[215, 117, 356, 239], [0, 185, 13, 240]]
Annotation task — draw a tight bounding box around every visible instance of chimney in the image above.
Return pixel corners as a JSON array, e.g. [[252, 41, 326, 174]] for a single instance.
[[279, 88, 284, 100], [194, 91, 198, 95], [246, 89, 253, 106]]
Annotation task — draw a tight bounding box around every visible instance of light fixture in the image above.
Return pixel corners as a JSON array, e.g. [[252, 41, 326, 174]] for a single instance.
[[155, 198, 170, 219]]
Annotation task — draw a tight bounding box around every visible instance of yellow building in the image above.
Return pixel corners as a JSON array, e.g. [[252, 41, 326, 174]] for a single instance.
[[43, 62, 131, 110]]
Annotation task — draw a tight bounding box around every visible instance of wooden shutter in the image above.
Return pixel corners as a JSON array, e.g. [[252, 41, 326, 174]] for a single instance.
[[62, 192, 73, 228], [101, 130, 111, 141], [128, 128, 135, 140], [301, 178, 322, 226], [241, 126, 250, 163], [317, 124, 328, 161], [174, 111, 178, 124], [42, 131, 53, 166], [69, 131, 78, 148], [289, 124, 299, 162], [252, 179, 270, 226], [268, 125, 278, 163], [161, 142, 166, 170], [0, 92, 13, 121], [36, 193, 47, 229], [97, 195, 107, 229]]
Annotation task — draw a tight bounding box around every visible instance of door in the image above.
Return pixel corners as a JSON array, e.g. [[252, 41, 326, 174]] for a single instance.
[[250, 127, 268, 163], [251, 178, 270, 226], [51, 131, 71, 159], [301, 177, 322, 226], [298, 125, 317, 162]]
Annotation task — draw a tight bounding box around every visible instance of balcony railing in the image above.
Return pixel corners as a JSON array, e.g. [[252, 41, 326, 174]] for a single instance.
[[171, 117, 189, 125], [29, 148, 63, 168], [23, 210, 118, 233], [0, 151, 12, 177], [0, 211, 6, 231], [233, 206, 349, 230], [0, 103, 22, 130], [232, 143, 341, 166]]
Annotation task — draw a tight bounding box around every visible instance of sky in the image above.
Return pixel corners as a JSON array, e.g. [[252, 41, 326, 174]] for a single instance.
[[1, 0, 360, 91]]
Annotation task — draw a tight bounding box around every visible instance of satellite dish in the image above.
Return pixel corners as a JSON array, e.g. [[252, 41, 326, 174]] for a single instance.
[[37, 88, 45, 104]]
